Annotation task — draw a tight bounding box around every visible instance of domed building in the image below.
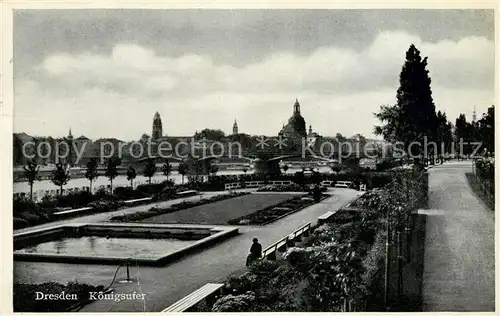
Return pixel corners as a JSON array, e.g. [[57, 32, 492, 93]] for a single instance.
[[279, 99, 307, 139]]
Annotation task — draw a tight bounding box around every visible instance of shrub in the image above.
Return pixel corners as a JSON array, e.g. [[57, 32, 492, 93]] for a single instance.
[[13, 217, 29, 229], [212, 292, 257, 312], [88, 199, 123, 213], [113, 186, 148, 200], [136, 183, 166, 195]]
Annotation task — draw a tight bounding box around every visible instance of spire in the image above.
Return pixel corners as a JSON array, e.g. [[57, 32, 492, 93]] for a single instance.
[[232, 119, 239, 135], [67, 127, 73, 139], [294, 98, 300, 114], [472, 105, 477, 122]]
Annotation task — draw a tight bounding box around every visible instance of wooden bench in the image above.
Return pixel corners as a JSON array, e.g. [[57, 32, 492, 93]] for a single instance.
[[123, 197, 153, 205], [176, 190, 198, 197], [161, 283, 225, 312], [53, 206, 93, 217], [335, 181, 354, 188]]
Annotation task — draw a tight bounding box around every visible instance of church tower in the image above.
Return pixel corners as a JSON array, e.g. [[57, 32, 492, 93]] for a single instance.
[[152, 112, 163, 140], [232, 119, 239, 135], [67, 127, 74, 166], [293, 98, 301, 114]]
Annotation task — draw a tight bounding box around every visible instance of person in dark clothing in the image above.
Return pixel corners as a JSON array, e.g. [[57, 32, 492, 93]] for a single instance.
[[313, 184, 321, 203], [246, 238, 262, 266]]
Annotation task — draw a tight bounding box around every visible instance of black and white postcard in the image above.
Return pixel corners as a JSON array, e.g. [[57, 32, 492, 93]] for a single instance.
[[2, 3, 496, 314]]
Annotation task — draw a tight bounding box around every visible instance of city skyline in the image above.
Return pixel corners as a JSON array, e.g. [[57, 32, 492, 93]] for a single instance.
[[14, 9, 494, 140]]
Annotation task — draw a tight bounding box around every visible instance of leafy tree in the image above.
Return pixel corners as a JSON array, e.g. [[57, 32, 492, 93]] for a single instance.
[[436, 111, 453, 163], [454, 113, 476, 158], [177, 161, 188, 184], [335, 133, 347, 143], [85, 158, 99, 193], [161, 160, 172, 181], [242, 166, 248, 174], [194, 129, 226, 141], [477, 105, 495, 154], [105, 157, 121, 194], [375, 44, 438, 160], [143, 158, 157, 184], [51, 163, 70, 195], [23, 160, 40, 201], [126, 166, 137, 188]]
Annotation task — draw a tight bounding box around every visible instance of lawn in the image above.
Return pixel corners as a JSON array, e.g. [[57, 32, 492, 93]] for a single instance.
[[139, 193, 295, 225]]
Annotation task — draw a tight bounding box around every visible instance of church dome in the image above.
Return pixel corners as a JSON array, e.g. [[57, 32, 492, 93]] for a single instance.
[[287, 113, 306, 136]]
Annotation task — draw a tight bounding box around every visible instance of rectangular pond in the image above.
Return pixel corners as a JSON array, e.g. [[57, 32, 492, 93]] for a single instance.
[[14, 223, 238, 266], [16, 236, 197, 260]]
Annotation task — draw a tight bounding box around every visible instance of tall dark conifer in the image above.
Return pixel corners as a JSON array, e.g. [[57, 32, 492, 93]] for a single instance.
[[375, 44, 438, 159]]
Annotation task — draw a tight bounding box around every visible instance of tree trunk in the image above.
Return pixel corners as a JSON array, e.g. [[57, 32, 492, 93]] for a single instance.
[[110, 179, 113, 194], [181, 175, 184, 184], [130, 179, 133, 188], [149, 177, 152, 184], [89, 180, 93, 194], [29, 183, 33, 201], [60, 185, 63, 195]]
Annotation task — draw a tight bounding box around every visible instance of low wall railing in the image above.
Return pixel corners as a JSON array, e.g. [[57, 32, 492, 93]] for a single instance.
[[261, 222, 311, 261]]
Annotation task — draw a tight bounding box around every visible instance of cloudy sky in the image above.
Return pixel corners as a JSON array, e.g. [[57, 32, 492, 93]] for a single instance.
[[14, 9, 494, 140]]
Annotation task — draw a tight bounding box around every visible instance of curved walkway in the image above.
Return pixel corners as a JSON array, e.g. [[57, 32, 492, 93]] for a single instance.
[[422, 161, 495, 311]]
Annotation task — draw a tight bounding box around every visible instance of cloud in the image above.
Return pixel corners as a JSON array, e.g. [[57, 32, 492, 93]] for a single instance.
[[15, 30, 494, 140]]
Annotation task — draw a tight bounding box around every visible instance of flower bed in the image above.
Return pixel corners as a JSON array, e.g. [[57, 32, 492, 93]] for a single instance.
[[227, 194, 328, 225], [256, 184, 304, 192], [13, 281, 105, 312], [109, 192, 250, 222]]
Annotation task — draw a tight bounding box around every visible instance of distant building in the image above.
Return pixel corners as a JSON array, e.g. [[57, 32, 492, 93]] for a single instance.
[[307, 124, 321, 147], [232, 119, 239, 135], [152, 112, 163, 140], [279, 99, 307, 140], [141, 133, 151, 143]]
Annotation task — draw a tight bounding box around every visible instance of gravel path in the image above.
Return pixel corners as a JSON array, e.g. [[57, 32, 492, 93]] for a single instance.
[[422, 161, 495, 311]]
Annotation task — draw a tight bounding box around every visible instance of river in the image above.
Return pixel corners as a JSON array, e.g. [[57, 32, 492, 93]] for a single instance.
[[13, 167, 333, 194]]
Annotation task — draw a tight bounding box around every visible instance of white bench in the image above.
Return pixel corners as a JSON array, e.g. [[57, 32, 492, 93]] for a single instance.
[[176, 190, 198, 197], [162, 283, 225, 312], [317, 211, 336, 225], [335, 181, 354, 188], [53, 206, 93, 217], [123, 197, 153, 205]]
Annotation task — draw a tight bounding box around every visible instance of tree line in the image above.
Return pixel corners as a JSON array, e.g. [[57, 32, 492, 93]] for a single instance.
[[21, 158, 198, 201]]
